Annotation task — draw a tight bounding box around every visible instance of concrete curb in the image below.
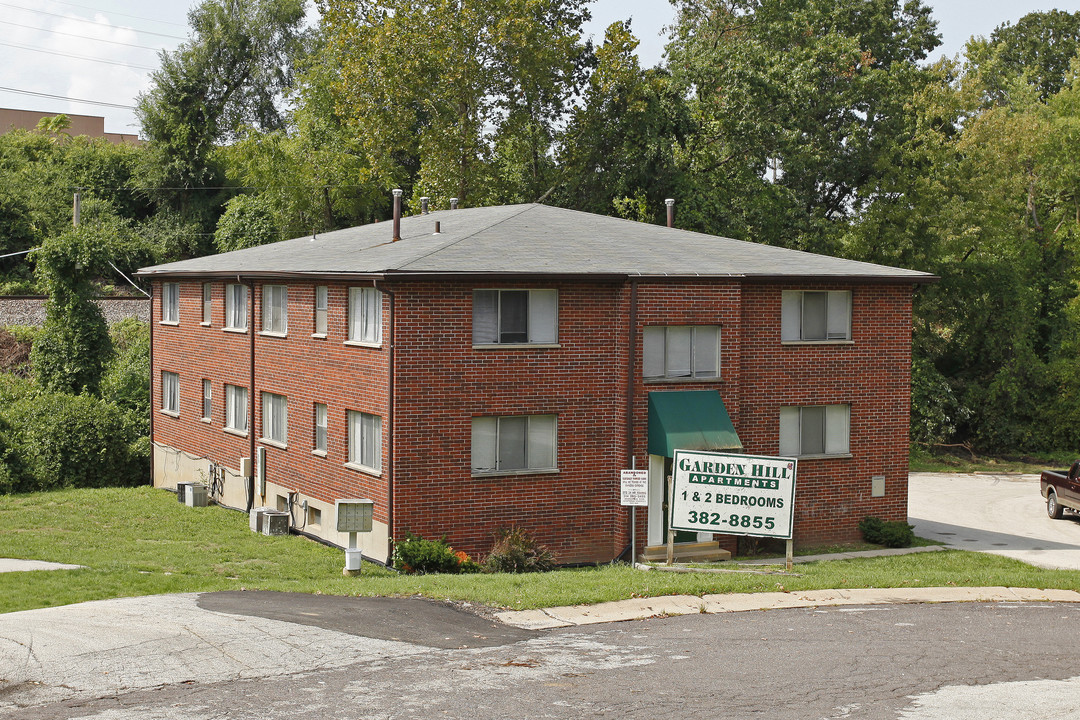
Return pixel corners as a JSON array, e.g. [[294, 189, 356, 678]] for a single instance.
[[494, 587, 1080, 630]]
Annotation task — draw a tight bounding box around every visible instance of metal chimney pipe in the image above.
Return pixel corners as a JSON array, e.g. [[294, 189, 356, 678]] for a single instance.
[[434, 221, 441, 234], [392, 189, 403, 241], [421, 196, 429, 214], [665, 198, 675, 228], [450, 198, 458, 210]]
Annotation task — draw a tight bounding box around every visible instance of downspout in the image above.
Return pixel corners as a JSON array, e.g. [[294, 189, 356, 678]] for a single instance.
[[625, 278, 638, 558], [375, 279, 395, 566], [149, 281, 155, 482], [247, 277, 256, 513]]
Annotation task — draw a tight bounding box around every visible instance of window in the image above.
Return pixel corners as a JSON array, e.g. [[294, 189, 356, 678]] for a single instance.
[[162, 283, 179, 324], [473, 289, 557, 345], [262, 392, 288, 445], [161, 371, 179, 414], [201, 283, 212, 324], [643, 326, 720, 379], [202, 379, 212, 420], [779, 404, 850, 457], [225, 284, 248, 331], [262, 285, 288, 334], [348, 287, 382, 344], [781, 290, 851, 341], [471, 414, 557, 473], [314, 403, 328, 453], [314, 286, 328, 336], [225, 384, 248, 433], [347, 411, 382, 471]]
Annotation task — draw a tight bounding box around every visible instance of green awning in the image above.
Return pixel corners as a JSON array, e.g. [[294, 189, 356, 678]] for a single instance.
[[648, 390, 742, 457]]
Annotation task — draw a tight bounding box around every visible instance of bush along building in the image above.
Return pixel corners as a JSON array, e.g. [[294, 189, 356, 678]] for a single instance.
[[137, 199, 934, 565]]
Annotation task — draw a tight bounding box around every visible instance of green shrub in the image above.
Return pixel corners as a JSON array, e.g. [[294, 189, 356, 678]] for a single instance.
[[858, 516, 915, 548], [393, 532, 463, 574], [484, 527, 556, 573], [31, 298, 112, 395], [101, 318, 150, 429], [3, 391, 147, 492]]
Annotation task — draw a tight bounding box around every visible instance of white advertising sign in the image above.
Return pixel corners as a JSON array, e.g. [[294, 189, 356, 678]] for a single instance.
[[670, 450, 797, 539], [620, 469, 649, 507]]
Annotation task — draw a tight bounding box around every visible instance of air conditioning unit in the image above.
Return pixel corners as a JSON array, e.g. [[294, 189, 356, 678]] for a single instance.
[[176, 481, 194, 504], [185, 483, 208, 507], [262, 510, 290, 536], [249, 506, 273, 533]]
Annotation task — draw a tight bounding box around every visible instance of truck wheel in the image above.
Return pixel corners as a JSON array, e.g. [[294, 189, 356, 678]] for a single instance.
[[1048, 489, 1064, 519]]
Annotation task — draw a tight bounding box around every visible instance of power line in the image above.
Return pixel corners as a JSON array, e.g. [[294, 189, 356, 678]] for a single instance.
[[0, 19, 167, 51], [0, 40, 156, 70], [0, 85, 136, 110], [35, 0, 190, 29], [0, 1, 187, 41]]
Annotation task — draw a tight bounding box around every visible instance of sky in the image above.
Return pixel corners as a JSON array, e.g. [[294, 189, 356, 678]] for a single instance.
[[1, 0, 1079, 138]]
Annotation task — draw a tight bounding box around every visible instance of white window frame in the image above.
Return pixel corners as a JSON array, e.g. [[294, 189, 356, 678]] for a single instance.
[[347, 287, 382, 345], [471, 414, 557, 475], [201, 283, 212, 325], [472, 289, 558, 345], [261, 285, 288, 335], [202, 379, 212, 420], [225, 384, 248, 434], [347, 410, 382, 473], [225, 284, 248, 331], [161, 283, 179, 324], [779, 404, 850, 457], [781, 290, 851, 342], [314, 286, 328, 336], [161, 371, 179, 415], [261, 392, 288, 446], [643, 325, 721, 380], [314, 403, 328, 454]]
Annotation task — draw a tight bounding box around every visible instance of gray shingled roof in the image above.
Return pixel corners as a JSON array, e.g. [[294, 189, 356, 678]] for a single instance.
[[136, 203, 934, 282]]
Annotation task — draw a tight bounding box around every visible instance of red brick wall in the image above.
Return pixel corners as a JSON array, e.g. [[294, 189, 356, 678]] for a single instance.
[[151, 280, 391, 525]]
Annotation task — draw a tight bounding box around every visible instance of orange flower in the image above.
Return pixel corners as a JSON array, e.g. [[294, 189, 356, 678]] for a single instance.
[[454, 550, 470, 563]]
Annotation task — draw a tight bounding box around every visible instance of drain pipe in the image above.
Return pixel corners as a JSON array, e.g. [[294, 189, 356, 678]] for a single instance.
[[375, 279, 396, 566], [246, 277, 256, 513]]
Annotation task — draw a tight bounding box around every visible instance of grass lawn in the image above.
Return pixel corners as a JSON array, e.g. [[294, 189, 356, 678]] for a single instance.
[[908, 447, 1074, 474], [2, 486, 1080, 615]]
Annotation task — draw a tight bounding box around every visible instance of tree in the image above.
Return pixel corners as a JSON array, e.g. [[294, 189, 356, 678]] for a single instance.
[[665, 0, 940, 251], [965, 10, 1080, 103], [319, 0, 592, 208], [214, 193, 282, 251]]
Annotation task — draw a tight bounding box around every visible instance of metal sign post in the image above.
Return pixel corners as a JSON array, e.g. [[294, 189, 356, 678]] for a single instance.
[[620, 464, 648, 566]]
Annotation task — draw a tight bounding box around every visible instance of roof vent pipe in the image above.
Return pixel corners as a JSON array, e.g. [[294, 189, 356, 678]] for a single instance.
[[420, 196, 429, 214], [392, 189, 403, 241], [434, 221, 441, 234], [450, 198, 458, 210], [665, 198, 675, 228]]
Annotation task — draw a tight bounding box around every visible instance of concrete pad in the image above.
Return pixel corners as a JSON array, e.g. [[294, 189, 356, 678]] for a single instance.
[[0, 559, 84, 573]]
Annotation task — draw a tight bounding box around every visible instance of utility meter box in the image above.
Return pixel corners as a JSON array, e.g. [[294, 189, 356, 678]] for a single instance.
[[336, 499, 374, 533]]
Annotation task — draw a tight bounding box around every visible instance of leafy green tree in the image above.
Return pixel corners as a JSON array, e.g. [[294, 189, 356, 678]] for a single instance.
[[214, 193, 282, 251], [319, 0, 592, 207], [965, 10, 1080, 103]]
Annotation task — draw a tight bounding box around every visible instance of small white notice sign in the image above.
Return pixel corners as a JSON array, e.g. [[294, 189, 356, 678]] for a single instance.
[[620, 469, 649, 507]]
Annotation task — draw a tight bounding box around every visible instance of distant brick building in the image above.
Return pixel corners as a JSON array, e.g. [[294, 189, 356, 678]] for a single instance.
[[0, 108, 141, 144], [137, 203, 932, 565]]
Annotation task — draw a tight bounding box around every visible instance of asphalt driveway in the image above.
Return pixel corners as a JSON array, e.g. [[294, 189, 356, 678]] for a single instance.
[[908, 472, 1080, 570]]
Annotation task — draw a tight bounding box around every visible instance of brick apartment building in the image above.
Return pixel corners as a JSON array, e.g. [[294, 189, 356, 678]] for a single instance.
[[137, 203, 933, 565]]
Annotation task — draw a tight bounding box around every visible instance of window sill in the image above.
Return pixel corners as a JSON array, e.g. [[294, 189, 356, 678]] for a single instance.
[[259, 331, 288, 338], [344, 462, 381, 477], [259, 438, 287, 450], [311, 449, 327, 458], [343, 340, 382, 349], [223, 327, 248, 334], [311, 333, 327, 340], [200, 417, 212, 424], [781, 340, 854, 346], [472, 343, 562, 350], [200, 321, 211, 327], [159, 409, 179, 418], [224, 427, 249, 437], [791, 453, 852, 460], [159, 321, 179, 327], [471, 467, 560, 478], [643, 376, 722, 384]]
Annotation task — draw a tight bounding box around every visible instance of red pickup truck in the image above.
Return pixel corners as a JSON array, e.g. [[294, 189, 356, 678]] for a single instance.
[[1041, 462, 1080, 518]]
